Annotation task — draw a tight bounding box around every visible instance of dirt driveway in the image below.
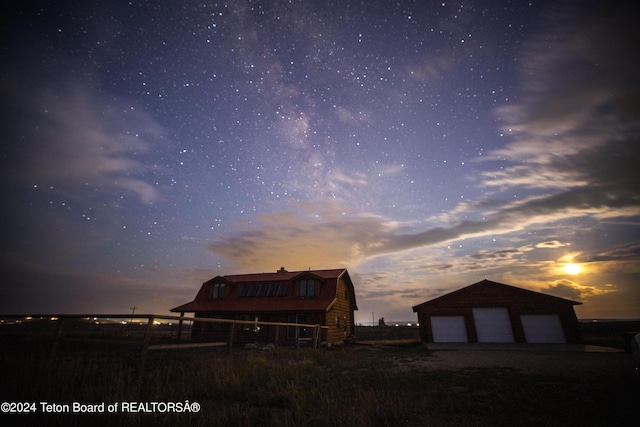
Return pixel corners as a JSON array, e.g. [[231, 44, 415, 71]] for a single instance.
[[390, 344, 637, 377]]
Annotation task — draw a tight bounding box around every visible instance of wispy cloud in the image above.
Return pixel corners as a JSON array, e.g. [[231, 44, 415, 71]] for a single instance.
[[5, 80, 164, 203]]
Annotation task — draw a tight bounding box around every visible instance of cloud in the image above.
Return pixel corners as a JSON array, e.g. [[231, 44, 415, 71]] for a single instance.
[[535, 241, 570, 249], [583, 242, 640, 264], [484, 3, 640, 195], [541, 279, 616, 301], [2, 79, 164, 203], [208, 201, 401, 270], [209, 175, 638, 271]]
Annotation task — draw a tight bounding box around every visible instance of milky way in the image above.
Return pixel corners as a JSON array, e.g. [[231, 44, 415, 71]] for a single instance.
[[1, 1, 638, 321]]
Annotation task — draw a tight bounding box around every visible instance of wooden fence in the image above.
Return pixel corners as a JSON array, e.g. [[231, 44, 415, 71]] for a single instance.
[[0, 313, 328, 350], [1, 313, 329, 393]]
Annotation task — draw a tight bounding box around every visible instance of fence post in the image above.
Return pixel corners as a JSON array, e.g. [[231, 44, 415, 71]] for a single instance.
[[313, 325, 321, 348], [228, 322, 235, 353], [50, 317, 66, 361], [138, 316, 154, 392]]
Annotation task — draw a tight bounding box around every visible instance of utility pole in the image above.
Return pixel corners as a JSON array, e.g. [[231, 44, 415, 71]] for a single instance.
[[130, 306, 137, 324]]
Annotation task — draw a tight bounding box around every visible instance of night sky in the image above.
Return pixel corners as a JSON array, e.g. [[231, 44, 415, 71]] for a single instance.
[[1, 0, 638, 322]]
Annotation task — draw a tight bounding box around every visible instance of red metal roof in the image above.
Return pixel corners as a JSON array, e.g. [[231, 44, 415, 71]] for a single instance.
[[412, 279, 582, 312], [171, 268, 356, 313]]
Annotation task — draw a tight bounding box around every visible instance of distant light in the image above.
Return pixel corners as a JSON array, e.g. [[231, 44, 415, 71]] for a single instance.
[[50, 317, 58, 321], [407, 323, 412, 327]]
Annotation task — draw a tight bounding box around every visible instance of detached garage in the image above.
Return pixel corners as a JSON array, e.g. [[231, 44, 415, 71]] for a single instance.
[[412, 280, 582, 344]]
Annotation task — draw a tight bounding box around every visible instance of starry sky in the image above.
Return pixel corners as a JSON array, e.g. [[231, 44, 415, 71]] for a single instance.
[[1, 0, 639, 322]]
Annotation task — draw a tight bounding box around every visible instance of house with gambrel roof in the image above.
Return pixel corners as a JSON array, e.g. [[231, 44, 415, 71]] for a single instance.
[[171, 267, 358, 345]]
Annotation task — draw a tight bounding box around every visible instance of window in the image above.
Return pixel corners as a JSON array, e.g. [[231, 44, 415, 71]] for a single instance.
[[256, 283, 268, 297], [300, 279, 315, 297], [287, 314, 308, 339], [246, 284, 257, 297], [266, 283, 277, 296], [238, 283, 249, 297], [276, 282, 288, 296], [237, 282, 287, 297], [212, 283, 225, 298]]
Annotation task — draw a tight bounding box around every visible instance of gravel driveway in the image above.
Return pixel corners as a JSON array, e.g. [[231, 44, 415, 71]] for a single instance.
[[390, 344, 637, 377]]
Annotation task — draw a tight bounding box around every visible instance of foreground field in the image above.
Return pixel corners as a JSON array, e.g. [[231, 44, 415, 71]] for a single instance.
[[1, 336, 638, 426]]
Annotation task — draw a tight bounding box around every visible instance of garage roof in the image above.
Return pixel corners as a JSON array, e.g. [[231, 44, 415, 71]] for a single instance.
[[412, 279, 582, 312]]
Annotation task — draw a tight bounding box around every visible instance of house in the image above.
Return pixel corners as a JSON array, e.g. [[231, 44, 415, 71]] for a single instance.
[[412, 279, 582, 344], [171, 268, 358, 346]]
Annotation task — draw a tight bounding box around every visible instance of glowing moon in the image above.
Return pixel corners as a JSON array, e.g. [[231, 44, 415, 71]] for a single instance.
[[563, 263, 581, 275]]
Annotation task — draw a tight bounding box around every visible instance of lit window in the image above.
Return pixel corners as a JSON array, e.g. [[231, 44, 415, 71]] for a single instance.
[[242, 315, 260, 332]]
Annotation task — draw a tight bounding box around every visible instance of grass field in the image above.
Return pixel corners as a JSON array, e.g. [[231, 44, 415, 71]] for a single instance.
[[1, 321, 639, 426]]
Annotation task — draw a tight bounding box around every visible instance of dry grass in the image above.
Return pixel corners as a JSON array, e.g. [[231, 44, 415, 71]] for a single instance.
[[1, 320, 639, 426], [1, 335, 639, 427]]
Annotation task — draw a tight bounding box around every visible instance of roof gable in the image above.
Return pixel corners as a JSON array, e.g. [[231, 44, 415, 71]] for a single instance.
[[203, 275, 232, 285], [412, 279, 581, 312]]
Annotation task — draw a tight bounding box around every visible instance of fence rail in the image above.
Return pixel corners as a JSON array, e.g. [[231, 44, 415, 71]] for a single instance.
[[1, 313, 330, 393], [0, 313, 329, 349]]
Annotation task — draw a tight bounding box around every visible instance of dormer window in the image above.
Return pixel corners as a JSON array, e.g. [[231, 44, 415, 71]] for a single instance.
[[300, 279, 315, 297], [212, 283, 225, 298]]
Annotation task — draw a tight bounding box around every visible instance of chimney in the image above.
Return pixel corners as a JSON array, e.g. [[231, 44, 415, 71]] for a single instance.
[[278, 267, 287, 273]]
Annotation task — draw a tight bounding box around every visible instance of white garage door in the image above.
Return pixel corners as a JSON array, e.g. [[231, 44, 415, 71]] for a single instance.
[[520, 314, 566, 343], [472, 307, 515, 343], [430, 316, 468, 342]]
